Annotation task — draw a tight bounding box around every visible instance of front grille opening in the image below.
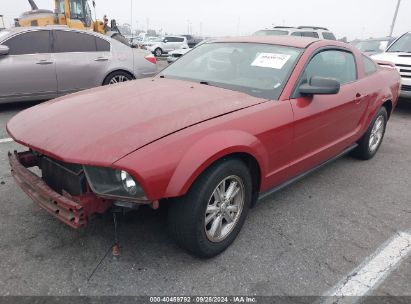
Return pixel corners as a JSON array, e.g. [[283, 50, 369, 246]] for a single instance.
[[39, 156, 87, 196]]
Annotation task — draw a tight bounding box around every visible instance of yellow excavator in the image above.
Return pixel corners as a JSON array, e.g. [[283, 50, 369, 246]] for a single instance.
[[15, 0, 111, 34]]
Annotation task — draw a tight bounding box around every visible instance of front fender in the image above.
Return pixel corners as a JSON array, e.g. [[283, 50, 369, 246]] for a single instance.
[[164, 130, 268, 198]]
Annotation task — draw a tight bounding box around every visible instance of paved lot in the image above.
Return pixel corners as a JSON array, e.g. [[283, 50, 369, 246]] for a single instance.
[[0, 89, 409, 297]]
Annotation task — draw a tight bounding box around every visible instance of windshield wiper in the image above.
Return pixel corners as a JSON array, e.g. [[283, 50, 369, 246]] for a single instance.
[[199, 81, 209, 85], [159, 75, 165, 78]]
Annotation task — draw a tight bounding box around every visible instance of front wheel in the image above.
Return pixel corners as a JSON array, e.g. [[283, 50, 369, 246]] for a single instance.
[[353, 107, 388, 160], [168, 158, 253, 258]]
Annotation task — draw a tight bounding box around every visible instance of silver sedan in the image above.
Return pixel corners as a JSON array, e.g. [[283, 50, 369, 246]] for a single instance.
[[0, 27, 157, 103]]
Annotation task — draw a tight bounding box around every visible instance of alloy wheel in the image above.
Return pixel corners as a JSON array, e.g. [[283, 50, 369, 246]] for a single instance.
[[204, 175, 245, 243], [109, 75, 130, 84], [369, 115, 385, 153]]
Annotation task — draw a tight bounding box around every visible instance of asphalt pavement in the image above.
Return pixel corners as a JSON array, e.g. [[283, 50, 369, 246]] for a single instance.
[[0, 82, 409, 298]]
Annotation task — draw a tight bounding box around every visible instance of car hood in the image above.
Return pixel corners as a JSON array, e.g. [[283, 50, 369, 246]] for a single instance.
[[372, 52, 411, 65], [7, 78, 266, 165]]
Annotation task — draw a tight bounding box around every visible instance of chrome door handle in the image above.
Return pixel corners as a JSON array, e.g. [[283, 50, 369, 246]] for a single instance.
[[36, 60, 53, 65], [94, 57, 109, 62]]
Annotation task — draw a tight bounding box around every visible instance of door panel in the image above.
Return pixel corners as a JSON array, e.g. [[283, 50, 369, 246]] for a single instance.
[[53, 30, 110, 94], [287, 49, 366, 178], [0, 30, 57, 100]]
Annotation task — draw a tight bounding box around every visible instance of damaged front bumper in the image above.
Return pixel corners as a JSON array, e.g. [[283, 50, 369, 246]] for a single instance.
[[8, 151, 112, 229]]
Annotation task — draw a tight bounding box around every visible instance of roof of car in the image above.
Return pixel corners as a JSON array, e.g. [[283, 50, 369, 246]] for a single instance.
[[209, 36, 321, 49], [0, 26, 110, 40], [3, 26, 104, 36]]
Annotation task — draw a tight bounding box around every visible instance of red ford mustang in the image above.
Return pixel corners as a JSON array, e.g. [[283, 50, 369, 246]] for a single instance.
[[7, 36, 401, 258]]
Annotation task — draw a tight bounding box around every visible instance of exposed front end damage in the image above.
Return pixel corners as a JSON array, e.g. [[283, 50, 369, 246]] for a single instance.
[[9, 151, 113, 228]]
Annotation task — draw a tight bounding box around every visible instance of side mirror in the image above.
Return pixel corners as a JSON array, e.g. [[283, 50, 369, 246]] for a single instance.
[[299, 76, 340, 95], [163, 39, 168, 43], [0, 45, 9, 56]]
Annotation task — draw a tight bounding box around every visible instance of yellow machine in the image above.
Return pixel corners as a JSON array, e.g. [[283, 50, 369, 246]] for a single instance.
[[16, 0, 106, 34]]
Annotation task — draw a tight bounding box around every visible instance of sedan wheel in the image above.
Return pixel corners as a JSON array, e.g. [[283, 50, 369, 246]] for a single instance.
[[168, 158, 252, 258], [103, 71, 133, 86], [109, 75, 130, 84]]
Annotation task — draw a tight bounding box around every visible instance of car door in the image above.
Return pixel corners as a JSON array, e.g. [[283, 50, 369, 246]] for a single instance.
[[52, 30, 111, 95], [287, 48, 365, 177], [0, 30, 57, 102], [162, 37, 176, 52]]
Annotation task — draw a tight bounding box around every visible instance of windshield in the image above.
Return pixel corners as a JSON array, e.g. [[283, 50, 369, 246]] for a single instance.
[[352, 40, 388, 52], [69, 0, 93, 27], [253, 30, 289, 36], [160, 42, 302, 100], [387, 33, 411, 53]]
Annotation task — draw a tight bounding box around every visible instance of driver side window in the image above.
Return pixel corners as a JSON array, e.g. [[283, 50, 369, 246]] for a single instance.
[[302, 50, 357, 85]]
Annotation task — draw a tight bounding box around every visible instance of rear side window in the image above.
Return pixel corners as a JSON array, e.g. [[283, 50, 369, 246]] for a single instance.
[[323, 32, 336, 40], [362, 55, 377, 76], [291, 32, 319, 38], [96, 37, 110, 51], [53, 30, 97, 52], [175, 37, 184, 42], [3, 31, 50, 55], [302, 32, 319, 38], [303, 50, 357, 85]]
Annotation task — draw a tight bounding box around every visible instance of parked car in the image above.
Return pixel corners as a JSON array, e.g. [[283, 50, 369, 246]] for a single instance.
[[167, 39, 211, 63], [350, 37, 395, 56], [372, 32, 411, 99], [167, 48, 191, 63], [181, 34, 203, 48], [0, 26, 157, 103], [253, 26, 336, 40], [144, 36, 189, 57], [8, 36, 400, 258]]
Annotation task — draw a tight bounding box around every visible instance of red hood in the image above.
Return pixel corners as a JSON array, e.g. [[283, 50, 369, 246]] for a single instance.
[[7, 78, 265, 165]]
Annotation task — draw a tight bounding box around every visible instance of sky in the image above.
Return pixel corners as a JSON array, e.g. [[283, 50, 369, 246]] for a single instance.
[[1, 0, 410, 40]]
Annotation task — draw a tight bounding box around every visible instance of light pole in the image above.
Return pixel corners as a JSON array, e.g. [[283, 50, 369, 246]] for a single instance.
[[389, 0, 401, 37], [130, 0, 133, 36]]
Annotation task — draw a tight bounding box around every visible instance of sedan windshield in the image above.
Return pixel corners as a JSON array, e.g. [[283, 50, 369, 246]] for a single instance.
[[387, 33, 411, 53], [160, 42, 302, 99]]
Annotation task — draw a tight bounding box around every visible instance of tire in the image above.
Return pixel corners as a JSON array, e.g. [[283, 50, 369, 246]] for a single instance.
[[168, 158, 253, 258], [154, 48, 162, 57], [103, 71, 133, 85], [353, 107, 388, 160]]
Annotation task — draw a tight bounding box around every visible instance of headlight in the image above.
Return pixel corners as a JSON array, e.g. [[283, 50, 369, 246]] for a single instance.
[[83, 166, 147, 200], [119, 170, 138, 195]]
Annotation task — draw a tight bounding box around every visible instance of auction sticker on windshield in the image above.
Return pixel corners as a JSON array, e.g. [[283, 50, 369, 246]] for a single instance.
[[251, 53, 291, 69]]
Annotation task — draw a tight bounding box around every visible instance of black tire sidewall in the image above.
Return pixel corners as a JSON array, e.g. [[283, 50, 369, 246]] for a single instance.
[[168, 158, 253, 258]]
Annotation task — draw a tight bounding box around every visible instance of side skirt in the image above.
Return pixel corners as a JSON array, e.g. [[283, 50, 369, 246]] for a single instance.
[[258, 144, 358, 202]]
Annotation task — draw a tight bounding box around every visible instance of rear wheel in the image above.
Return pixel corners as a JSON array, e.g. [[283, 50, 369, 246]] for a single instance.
[[154, 48, 163, 57], [353, 107, 388, 160], [103, 71, 133, 85], [168, 158, 252, 258]]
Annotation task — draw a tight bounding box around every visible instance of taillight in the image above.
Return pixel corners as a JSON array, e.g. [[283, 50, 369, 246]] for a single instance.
[[145, 54, 157, 64]]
